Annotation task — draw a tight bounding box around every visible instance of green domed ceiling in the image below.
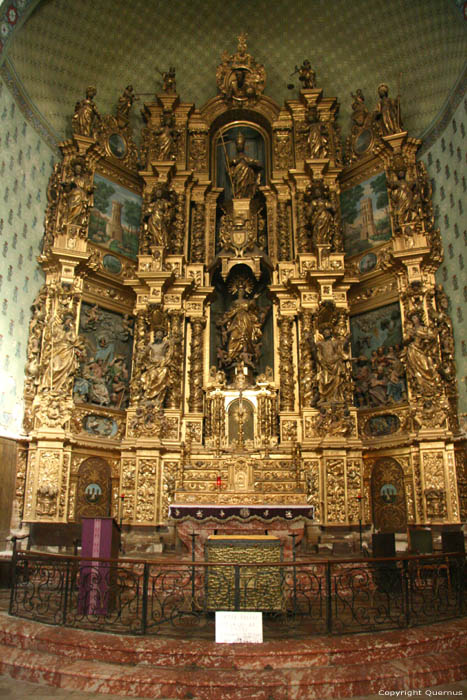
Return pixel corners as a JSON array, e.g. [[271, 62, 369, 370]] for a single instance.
[[2, 0, 467, 144]]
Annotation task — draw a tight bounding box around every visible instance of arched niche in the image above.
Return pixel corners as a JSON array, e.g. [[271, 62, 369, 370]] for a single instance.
[[371, 457, 407, 533], [228, 397, 255, 444], [75, 457, 112, 521], [213, 122, 269, 201], [210, 264, 273, 384]]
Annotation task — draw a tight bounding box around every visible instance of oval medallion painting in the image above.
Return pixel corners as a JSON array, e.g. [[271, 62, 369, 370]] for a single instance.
[[359, 252, 377, 274], [108, 133, 127, 159], [355, 128, 372, 154], [85, 482, 103, 504], [380, 483, 397, 504], [103, 254, 122, 275]]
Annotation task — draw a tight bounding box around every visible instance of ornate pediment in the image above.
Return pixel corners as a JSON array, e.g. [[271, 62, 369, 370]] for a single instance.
[[216, 33, 266, 106]]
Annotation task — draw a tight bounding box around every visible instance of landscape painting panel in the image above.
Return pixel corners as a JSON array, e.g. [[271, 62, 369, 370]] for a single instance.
[[341, 172, 391, 257], [88, 173, 141, 260]]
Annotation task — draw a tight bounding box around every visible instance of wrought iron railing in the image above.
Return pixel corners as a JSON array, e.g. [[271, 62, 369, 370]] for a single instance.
[[8, 549, 466, 638]]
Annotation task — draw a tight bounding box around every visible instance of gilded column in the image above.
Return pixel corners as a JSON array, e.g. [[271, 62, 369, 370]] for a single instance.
[[166, 311, 184, 410], [188, 318, 206, 413], [190, 201, 206, 263], [277, 316, 295, 412], [296, 189, 310, 253], [299, 310, 314, 407], [277, 200, 292, 261]]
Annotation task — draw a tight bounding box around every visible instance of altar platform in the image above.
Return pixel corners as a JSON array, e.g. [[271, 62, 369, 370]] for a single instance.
[[169, 504, 314, 557]]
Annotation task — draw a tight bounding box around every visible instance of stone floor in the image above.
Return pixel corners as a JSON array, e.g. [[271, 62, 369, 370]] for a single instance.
[[0, 675, 466, 699]]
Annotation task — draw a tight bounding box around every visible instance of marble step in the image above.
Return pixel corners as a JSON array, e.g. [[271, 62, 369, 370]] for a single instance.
[[0, 639, 466, 699], [1, 614, 466, 669]]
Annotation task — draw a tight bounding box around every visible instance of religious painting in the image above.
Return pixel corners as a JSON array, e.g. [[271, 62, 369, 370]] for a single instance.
[[83, 414, 119, 437], [88, 173, 141, 260], [73, 303, 134, 410], [350, 302, 406, 408], [341, 172, 391, 256], [364, 413, 400, 437]]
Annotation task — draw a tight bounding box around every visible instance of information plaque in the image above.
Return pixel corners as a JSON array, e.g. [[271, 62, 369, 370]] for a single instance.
[[215, 611, 263, 643]]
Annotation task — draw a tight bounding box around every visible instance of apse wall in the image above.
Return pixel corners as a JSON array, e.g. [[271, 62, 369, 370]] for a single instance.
[[0, 76, 53, 438]]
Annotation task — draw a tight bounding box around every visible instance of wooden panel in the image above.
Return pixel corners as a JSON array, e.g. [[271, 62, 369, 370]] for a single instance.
[[0, 437, 18, 543]]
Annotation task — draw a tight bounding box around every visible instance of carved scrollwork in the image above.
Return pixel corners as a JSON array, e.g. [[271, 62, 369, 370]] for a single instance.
[[189, 131, 208, 171], [190, 202, 206, 263]]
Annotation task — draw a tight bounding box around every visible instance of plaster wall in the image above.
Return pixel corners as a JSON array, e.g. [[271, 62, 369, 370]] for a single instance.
[[0, 76, 53, 438], [425, 96, 467, 420]]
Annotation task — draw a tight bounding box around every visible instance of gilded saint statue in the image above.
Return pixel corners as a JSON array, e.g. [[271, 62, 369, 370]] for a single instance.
[[308, 181, 335, 246], [39, 312, 85, 394], [72, 86, 101, 137], [306, 106, 328, 159], [402, 311, 440, 397], [58, 159, 94, 231], [311, 324, 351, 406], [229, 131, 262, 199], [143, 184, 176, 249], [155, 111, 177, 161], [140, 328, 175, 406], [373, 83, 402, 136], [350, 89, 368, 128], [116, 85, 136, 128], [387, 157, 419, 231], [217, 275, 268, 373]]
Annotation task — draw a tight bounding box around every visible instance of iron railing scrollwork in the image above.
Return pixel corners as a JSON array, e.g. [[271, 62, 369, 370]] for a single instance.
[[8, 549, 466, 638]]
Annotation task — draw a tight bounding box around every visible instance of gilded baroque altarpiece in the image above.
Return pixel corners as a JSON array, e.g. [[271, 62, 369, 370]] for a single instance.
[[16, 38, 464, 540]]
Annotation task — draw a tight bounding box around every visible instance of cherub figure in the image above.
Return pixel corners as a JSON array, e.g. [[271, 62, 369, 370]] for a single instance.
[[296, 59, 315, 89]]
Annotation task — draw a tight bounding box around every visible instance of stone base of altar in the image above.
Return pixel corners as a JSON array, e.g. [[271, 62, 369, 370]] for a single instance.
[[170, 505, 313, 559]]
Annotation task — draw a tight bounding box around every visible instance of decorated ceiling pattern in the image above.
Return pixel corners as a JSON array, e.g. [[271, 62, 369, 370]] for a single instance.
[[2, 0, 466, 143]]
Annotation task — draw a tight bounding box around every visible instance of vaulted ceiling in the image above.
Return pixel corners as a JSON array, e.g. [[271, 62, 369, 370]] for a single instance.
[[3, 0, 466, 144]]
